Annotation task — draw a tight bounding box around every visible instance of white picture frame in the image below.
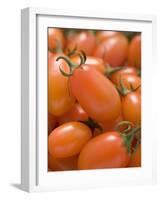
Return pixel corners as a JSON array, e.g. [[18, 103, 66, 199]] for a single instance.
[[21, 7, 157, 192]]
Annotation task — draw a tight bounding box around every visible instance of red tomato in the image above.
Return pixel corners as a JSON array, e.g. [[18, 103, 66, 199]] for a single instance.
[[48, 122, 92, 158], [93, 34, 128, 67], [48, 113, 56, 134], [122, 92, 141, 125], [116, 74, 141, 93], [48, 153, 78, 171], [48, 28, 65, 51], [48, 53, 75, 116], [129, 144, 141, 167], [71, 55, 105, 74], [128, 34, 141, 68], [57, 103, 88, 125], [96, 31, 120, 43], [66, 31, 96, 56], [69, 65, 121, 123], [109, 67, 138, 85], [78, 131, 130, 169]]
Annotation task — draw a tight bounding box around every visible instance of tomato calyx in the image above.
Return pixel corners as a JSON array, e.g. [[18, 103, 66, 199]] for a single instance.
[[56, 51, 86, 76], [104, 64, 124, 77], [116, 77, 141, 96], [115, 121, 141, 155], [80, 117, 103, 132]]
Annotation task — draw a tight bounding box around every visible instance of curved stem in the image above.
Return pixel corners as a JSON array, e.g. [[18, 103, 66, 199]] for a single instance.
[[104, 65, 123, 77]]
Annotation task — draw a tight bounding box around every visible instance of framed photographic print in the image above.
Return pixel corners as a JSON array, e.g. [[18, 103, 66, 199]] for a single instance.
[[21, 7, 156, 192]]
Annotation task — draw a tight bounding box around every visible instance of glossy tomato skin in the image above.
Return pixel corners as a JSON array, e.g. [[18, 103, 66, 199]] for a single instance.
[[78, 131, 130, 169], [66, 31, 96, 56], [128, 34, 141, 68], [71, 55, 105, 74], [129, 144, 141, 167], [48, 113, 56, 134], [93, 34, 128, 67], [48, 53, 75, 116], [48, 122, 92, 158], [96, 31, 120, 43], [48, 153, 78, 171], [122, 92, 141, 125], [69, 65, 121, 123], [57, 103, 88, 125], [110, 67, 138, 85], [48, 28, 65, 51]]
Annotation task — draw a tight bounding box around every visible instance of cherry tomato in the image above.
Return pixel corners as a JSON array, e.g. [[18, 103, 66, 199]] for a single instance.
[[122, 92, 141, 125], [96, 31, 120, 43], [129, 144, 141, 167], [57, 103, 88, 125], [109, 67, 138, 85], [48, 122, 92, 158], [78, 131, 130, 169], [48, 53, 75, 116], [66, 31, 96, 56], [48, 153, 78, 171], [48, 113, 56, 134], [117, 74, 141, 93], [71, 55, 105, 74], [69, 65, 121, 123], [93, 34, 128, 67], [128, 34, 141, 68], [48, 28, 65, 51]]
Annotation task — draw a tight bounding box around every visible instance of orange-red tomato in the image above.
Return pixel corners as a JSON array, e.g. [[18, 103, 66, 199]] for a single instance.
[[48, 28, 65, 51], [69, 65, 121, 123], [93, 34, 128, 67], [48, 113, 56, 134], [57, 103, 88, 125], [129, 144, 141, 167], [96, 31, 120, 43], [48, 122, 92, 158], [109, 67, 138, 85], [48, 53, 75, 116], [128, 34, 141, 68], [116, 74, 141, 93], [66, 31, 96, 56], [71, 55, 105, 74], [78, 131, 130, 169], [48, 153, 78, 171], [122, 92, 141, 125]]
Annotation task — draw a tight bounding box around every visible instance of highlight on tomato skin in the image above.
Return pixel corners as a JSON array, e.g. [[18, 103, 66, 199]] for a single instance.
[[48, 122, 92, 158]]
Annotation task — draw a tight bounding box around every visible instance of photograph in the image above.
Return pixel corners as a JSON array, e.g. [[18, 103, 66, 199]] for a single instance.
[[47, 28, 141, 172]]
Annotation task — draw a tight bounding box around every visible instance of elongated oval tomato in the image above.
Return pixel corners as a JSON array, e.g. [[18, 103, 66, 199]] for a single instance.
[[48, 113, 56, 134], [78, 131, 130, 169], [128, 34, 141, 68], [66, 31, 96, 56], [128, 144, 141, 167], [96, 31, 120, 43], [69, 65, 121, 123], [48, 28, 65, 51], [71, 55, 105, 74], [93, 34, 128, 67], [122, 92, 141, 125], [48, 153, 78, 171], [48, 122, 92, 158], [57, 103, 88, 125], [109, 67, 138, 85], [48, 53, 75, 116]]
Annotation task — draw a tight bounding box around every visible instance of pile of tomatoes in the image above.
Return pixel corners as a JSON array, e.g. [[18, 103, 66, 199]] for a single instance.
[[48, 28, 141, 171]]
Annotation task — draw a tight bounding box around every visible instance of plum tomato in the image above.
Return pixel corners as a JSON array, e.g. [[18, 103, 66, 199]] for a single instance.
[[96, 31, 121, 43], [48, 122, 92, 158], [128, 34, 141, 68], [78, 131, 130, 169], [48, 53, 75, 116], [93, 33, 128, 67]]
